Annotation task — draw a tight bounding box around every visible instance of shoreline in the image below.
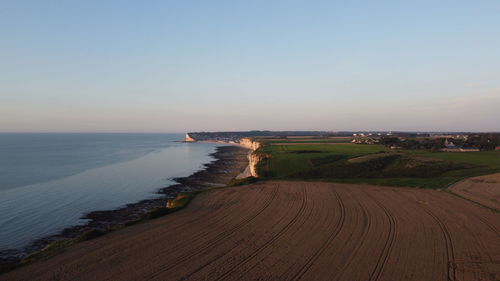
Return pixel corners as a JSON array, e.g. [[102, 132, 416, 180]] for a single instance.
[[187, 139, 260, 179], [0, 145, 249, 264], [3, 178, 499, 280]]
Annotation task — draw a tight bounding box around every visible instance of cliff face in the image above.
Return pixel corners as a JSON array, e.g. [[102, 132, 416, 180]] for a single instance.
[[248, 152, 264, 177], [185, 133, 196, 142], [184, 134, 264, 178], [239, 137, 261, 151], [238, 138, 263, 178]]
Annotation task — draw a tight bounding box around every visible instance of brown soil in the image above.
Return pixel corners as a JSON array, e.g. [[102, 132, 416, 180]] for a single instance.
[[2, 181, 499, 281], [449, 173, 500, 211]]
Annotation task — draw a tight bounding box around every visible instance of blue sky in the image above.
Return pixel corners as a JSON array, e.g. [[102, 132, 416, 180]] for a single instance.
[[1, 0, 499, 132]]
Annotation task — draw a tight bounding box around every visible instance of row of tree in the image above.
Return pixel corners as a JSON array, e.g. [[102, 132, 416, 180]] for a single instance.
[[379, 133, 500, 151], [379, 137, 445, 151], [464, 133, 500, 150]]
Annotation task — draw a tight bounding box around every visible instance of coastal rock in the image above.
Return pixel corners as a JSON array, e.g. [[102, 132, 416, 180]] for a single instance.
[[0, 146, 248, 263], [183, 134, 264, 179]]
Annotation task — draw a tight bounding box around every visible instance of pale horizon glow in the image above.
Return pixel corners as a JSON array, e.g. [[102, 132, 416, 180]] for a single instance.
[[1, 0, 499, 133]]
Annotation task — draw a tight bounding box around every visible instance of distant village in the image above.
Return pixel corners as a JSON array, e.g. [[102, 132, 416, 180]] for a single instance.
[[352, 133, 500, 152]]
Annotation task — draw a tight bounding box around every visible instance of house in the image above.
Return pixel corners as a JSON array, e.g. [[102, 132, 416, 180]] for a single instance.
[[440, 139, 479, 152], [352, 136, 378, 144], [444, 139, 459, 149]]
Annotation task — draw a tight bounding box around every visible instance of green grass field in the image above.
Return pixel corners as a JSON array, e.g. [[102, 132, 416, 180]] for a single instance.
[[260, 137, 354, 144], [257, 144, 387, 177], [255, 143, 500, 188]]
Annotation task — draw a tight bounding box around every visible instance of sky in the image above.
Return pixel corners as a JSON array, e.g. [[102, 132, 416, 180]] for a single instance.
[[1, 0, 499, 133]]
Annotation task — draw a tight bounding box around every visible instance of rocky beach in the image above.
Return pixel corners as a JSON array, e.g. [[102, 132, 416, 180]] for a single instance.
[[0, 145, 249, 265]]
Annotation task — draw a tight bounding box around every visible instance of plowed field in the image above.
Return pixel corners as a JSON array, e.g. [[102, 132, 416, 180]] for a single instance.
[[449, 173, 500, 211], [2, 181, 499, 281]]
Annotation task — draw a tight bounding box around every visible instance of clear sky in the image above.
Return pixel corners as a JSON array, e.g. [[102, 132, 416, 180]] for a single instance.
[[1, 0, 499, 132]]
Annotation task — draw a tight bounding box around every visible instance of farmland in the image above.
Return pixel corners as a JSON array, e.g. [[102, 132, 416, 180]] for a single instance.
[[255, 142, 500, 188], [2, 137, 499, 281], [3, 180, 498, 281], [260, 136, 354, 144]]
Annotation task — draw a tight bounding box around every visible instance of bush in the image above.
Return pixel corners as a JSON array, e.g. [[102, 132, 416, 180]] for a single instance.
[[382, 157, 472, 177], [140, 207, 172, 220], [21, 239, 74, 265], [294, 154, 400, 179]]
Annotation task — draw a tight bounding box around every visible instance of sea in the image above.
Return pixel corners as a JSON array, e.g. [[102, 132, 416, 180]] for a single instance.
[[0, 133, 220, 254]]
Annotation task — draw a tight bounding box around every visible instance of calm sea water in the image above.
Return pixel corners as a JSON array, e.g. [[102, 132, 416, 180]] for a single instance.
[[0, 133, 220, 252]]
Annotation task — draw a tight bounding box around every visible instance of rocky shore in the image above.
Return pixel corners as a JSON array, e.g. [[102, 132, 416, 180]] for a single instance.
[[0, 145, 249, 264]]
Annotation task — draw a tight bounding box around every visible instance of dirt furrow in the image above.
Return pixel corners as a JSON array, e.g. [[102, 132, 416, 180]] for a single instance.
[[420, 206, 457, 281], [146, 185, 280, 280], [214, 185, 309, 281], [356, 188, 398, 281], [290, 188, 346, 281], [2, 179, 499, 281], [332, 188, 373, 280]]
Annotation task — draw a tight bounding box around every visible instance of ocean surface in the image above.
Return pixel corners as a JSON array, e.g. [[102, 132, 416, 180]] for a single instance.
[[0, 133, 220, 253]]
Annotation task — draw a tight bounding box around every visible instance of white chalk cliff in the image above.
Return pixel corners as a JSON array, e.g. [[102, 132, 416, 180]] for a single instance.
[[184, 133, 196, 142], [184, 134, 264, 178], [238, 138, 263, 178], [239, 137, 261, 151]]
